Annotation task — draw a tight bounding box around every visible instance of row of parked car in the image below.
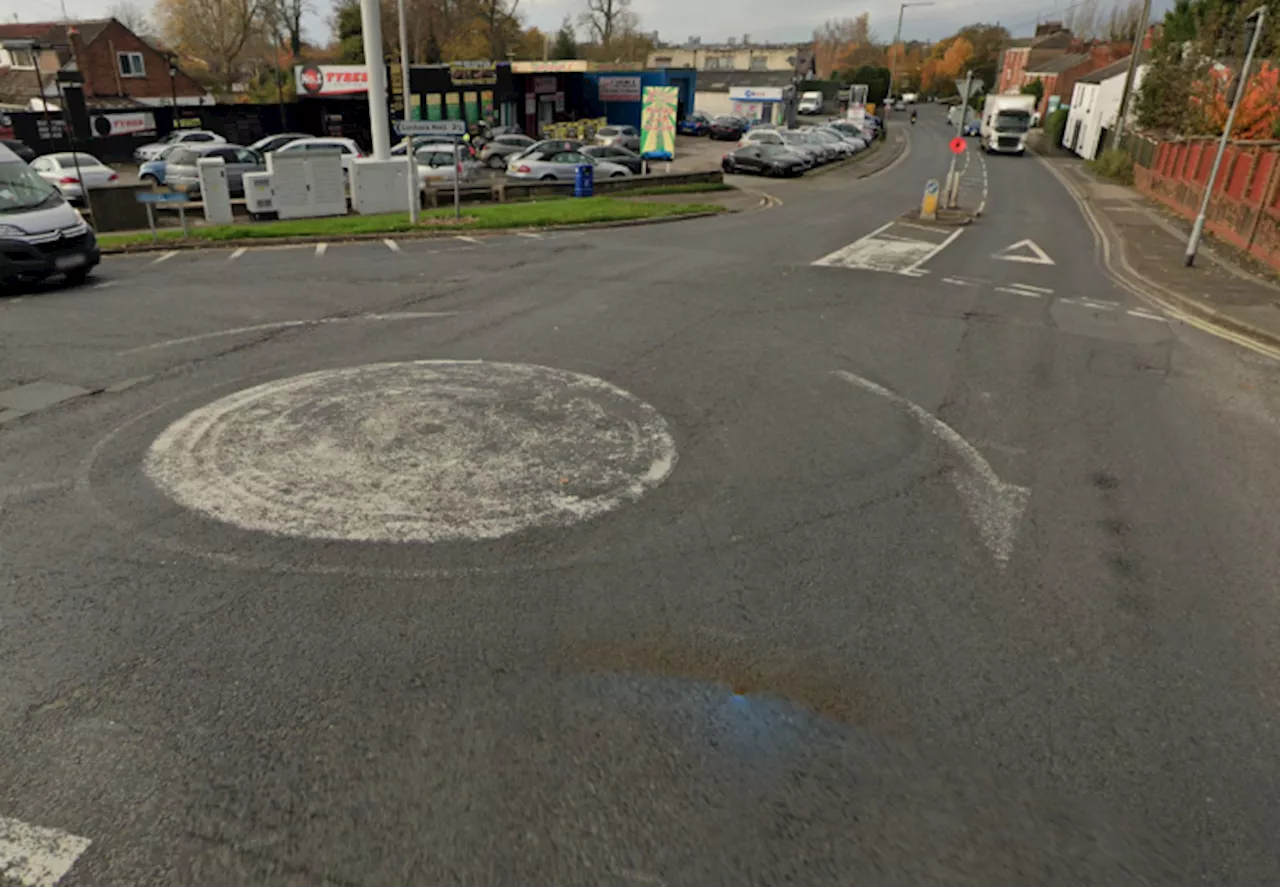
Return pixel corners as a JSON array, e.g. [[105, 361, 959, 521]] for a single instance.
[[719, 118, 882, 178]]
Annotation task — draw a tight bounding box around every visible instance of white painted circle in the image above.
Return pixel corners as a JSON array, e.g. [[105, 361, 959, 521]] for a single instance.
[[144, 361, 677, 543]]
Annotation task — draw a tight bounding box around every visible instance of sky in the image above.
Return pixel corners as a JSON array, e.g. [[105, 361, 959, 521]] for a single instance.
[[12, 0, 1177, 50]]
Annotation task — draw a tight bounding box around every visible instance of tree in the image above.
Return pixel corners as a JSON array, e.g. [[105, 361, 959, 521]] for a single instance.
[[938, 35, 973, 80], [265, 0, 310, 57], [476, 0, 522, 59], [331, 0, 363, 62], [1104, 0, 1149, 42], [578, 0, 635, 50], [515, 26, 547, 60], [108, 0, 154, 36], [1021, 77, 1045, 108], [813, 15, 878, 79], [157, 0, 263, 91], [551, 15, 577, 59]]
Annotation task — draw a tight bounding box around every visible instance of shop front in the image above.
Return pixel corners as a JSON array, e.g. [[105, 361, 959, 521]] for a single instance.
[[406, 62, 519, 130], [727, 84, 792, 124]]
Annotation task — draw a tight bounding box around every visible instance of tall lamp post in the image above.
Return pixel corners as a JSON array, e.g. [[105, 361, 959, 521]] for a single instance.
[[1185, 5, 1267, 266], [887, 2, 933, 103], [167, 53, 179, 115]]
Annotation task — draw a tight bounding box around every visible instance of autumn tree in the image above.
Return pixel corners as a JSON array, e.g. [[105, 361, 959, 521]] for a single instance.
[[158, 0, 263, 91], [813, 15, 878, 79], [265, 0, 310, 57], [579, 0, 635, 51], [330, 0, 365, 62]]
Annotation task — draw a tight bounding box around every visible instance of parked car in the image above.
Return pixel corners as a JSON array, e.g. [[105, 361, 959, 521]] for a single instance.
[[581, 144, 644, 174], [248, 132, 309, 155], [678, 111, 713, 136], [138, 143, 183, 186], [29, 152, 117, 203], [709, 115, 747, 141], [507, 145, 631, 181], [507, 138, 584, 164], [274, 137, 365, 178], [413, 143, 480, 188], [721, 145, 807, 177], [596, 125, 639, 149], [777, 131, 823, 167], [807, 128, 856, 158], [478, 133, 535, 169], [391, 135, 477, 161], [0, 142, 99, 286], [134, 129, 226, 162], [0, 139, 35, 163], [165, 144, 264, 196], [738, 128, 785, 149]]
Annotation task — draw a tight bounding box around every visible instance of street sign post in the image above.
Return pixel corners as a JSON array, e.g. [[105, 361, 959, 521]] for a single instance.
[[921, 178, 940, 220], [395, 120, 467, 137], [135, 190, 191, 241]]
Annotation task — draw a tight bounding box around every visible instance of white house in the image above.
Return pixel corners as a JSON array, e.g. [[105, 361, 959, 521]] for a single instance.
[[1065, 55, 1147, 160]]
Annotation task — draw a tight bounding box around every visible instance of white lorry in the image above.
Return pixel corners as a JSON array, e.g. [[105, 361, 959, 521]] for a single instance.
[[980, 94, 1037, 155], [798, 91, 824, 114]]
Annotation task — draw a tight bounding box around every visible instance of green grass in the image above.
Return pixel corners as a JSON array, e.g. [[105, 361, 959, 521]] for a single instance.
[[613, 182, 735, 197], [1088, 148, 1135, 185], [98, 197, 724, 249]]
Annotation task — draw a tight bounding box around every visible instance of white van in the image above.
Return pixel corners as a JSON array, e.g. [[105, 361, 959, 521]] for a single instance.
[[0, 142, 100, 287], [798, 91, 824, 114]]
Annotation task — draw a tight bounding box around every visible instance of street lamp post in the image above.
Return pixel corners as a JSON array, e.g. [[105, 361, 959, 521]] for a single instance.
[[167, 54, 178, 111], [888, 2, 933, 103], [358, 0, 392, 159], [1185, 5, 1267, 266]]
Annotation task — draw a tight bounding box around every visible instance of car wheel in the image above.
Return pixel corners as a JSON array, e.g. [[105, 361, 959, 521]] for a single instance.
[[63, 268, 90, 286], [140, 174, 158, 188], [540, 174, 557, 181]]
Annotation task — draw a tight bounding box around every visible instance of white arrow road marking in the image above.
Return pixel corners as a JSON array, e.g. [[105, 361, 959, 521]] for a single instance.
[[0, 815, 92, 887], [993, 239, 1054, 265], [228, 247, 247, 261], [148, 251, 177, 266], [835, 370, 1030, 566], [314, 242, 328, 258], [383, 238, 402, 253]]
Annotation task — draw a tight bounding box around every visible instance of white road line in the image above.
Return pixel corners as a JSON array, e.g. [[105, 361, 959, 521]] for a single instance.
[[149, 251, 177, 266], [814, 221, 955, 275], [1127, 309, 1166, 321], [1007, 282, 1053, 294], [383, 238, 402, 253], [228, 247, 247, 261], [942, 277, 975, 286], [0, 815, 92, 887], [900, 227, 963, 276], [315, 242, 327, 258], [118, 312, 459, 354], [516, 232, 541, 239], [455, 235, 480, 244], [835, 370, 1028, 566], [996, 286, 1044, 298], [92, 281, 116, 289], [1060, 297, 1119, 311]]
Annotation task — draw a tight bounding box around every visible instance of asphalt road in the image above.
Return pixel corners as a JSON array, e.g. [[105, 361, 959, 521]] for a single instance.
[[4, 106, 1280, 885]]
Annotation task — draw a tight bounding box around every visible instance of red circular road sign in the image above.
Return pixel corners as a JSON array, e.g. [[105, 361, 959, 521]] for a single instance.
[[950, 136, 966, 154]]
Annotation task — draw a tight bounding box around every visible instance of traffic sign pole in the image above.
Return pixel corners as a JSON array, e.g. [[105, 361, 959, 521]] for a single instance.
[[943, 69, 974, 210]]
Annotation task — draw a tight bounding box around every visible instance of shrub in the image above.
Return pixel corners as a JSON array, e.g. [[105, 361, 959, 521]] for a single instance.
[[1045, 108, 1069, 147], [1089, 148, 1135, 185]]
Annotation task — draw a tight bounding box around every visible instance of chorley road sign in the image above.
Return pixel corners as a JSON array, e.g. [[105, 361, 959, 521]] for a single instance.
[[395, 120, 467, 137]]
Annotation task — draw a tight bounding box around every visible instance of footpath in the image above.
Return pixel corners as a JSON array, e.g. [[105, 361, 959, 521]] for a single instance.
[[1042, 154, 1280, 356]]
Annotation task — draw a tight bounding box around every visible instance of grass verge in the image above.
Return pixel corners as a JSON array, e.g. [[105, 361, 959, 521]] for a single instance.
[[99, 197, 724, 250], [615, 182, 734, 197]]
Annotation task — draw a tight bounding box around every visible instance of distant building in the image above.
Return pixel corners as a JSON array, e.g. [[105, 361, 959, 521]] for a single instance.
[[996, 23, 1073, 95], [647, 40, 811, 75], [1065, 55, 1147, 160], [0, 19, 205, 110]]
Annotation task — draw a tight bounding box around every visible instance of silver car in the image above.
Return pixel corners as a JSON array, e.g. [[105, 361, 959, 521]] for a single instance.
[[166, 144, 264, 196], [595, 125, 639, 150], [507, 145, 631, 181]]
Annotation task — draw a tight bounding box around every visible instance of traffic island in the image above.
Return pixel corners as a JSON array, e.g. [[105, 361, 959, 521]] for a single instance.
[[899, 207, 975, 227], [97, 197, 728, 252]]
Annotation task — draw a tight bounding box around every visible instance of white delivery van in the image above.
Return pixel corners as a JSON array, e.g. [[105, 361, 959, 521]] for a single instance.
[[0, 142, 100, 287], [798, 91, 824, 114], [980, 94, 1037, 155]]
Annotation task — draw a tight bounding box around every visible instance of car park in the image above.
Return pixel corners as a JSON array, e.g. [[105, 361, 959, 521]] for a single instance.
[[0, 142, 99, 286], [478, 133, 535, 169], [507, 145, 631, 181], [248, 132, 309, 155], [709, 115, 747, 141], [721, 145, 807, 177], [678, 111, 712, 136], [134, 129, 226, 162], [28, 153, 117, 203], [391, 135, 477, 161], [582, 144, 644, 175], [165, 144, 264, 196], [808, 129, 857, 158], [821, 123, 868, 150]]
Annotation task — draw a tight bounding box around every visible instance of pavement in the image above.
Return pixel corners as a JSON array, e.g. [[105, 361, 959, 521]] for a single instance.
[[1044, 156, 1280, 356], [4, 105, 1280, 885]]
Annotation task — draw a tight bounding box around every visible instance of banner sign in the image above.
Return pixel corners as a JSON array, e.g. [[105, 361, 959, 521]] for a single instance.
[[451, 61, 497, 86], [90, 110, 156, 137], [533, 76, 557, 94], [295, 65, 370, 96], [598, 75, 642, 102], [640, 85, 678, 160]]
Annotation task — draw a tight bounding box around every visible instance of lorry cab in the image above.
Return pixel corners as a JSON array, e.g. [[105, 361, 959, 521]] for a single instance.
[[0, 143, 100, 288], [981, 95, 1036, 155]]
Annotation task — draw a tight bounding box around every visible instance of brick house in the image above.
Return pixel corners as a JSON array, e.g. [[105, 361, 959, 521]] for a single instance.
[[0, 19, 205, 110], [996, 24, 1074, 94]]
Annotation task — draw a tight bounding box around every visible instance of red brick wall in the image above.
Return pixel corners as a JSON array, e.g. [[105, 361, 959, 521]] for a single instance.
[[75, 20, 202, 101], [1136, 137, 1280, 272], [998, 48, 1029, 94]]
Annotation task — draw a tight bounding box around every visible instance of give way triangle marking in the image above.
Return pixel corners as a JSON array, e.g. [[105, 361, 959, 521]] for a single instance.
[[993, 239, 1055, 265]]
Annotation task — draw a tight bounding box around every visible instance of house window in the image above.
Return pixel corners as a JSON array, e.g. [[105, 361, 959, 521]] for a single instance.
[[118, 51, 146, 77], [6, 46, 35, 68], [749, 56, 768, 71]]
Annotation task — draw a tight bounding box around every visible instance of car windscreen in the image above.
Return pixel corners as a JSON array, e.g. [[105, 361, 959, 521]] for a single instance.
[[0, 159, 63, 213]]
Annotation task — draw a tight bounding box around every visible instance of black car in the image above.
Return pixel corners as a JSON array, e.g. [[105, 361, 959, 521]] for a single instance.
[[721, 144, 806, 177], [709, 115, 747, 141], [582, 144, 644, 174], [1, 139, 36, 163]]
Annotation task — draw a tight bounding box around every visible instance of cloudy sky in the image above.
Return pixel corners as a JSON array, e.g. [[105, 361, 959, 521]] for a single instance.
[[29, 0, 1176, 48]]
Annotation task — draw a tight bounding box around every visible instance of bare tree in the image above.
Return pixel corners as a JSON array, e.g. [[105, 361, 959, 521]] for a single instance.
[[266, 0, 311, 56], [477, 0, 522, 59], [1064, 0, 1101, 39], [578, 0, 635, 50], [158, 0, 263, 91], [1104, 0, 1148, 43], [108, 0, 154, 36]]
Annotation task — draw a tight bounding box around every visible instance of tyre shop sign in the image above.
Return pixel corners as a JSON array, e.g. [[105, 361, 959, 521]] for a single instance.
[[295, 64, 370, 96], [598, 76, 642, 102], [91, 111, 156, 137]]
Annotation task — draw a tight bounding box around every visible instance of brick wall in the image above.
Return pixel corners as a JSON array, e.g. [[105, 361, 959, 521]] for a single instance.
[[76, 20, 202, 102], [1135, 136, 1280, 272]]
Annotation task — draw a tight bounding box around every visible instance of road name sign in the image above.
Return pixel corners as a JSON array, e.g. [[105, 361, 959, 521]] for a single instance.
[[135, 191, 190, 204], [993, 239, 1055, 265], [395, 120, 467, 136]]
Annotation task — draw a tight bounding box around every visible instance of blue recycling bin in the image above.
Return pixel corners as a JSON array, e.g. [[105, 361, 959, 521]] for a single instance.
[[574, 163, 594, 198]]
